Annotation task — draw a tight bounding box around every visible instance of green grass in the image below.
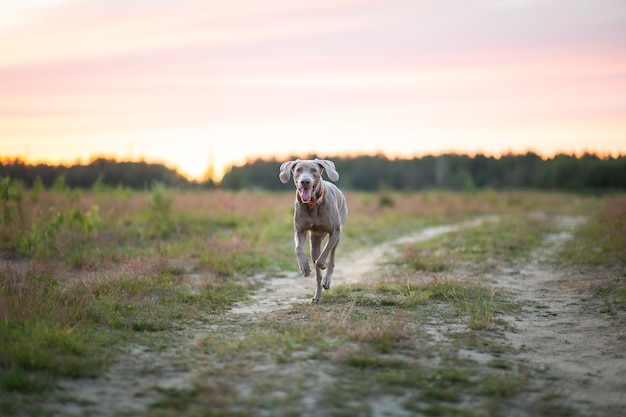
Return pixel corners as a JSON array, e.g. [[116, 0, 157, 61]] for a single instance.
[[0, 368, 53, 394], [560, 195, 625, 266], [397, 215, 550, 274], [0, 187, 619, 416], [559, 195, 626, 315], [589, 282, 626, 316], [190, 276, 529, 415], [0, 259, 254, 413], [326, 279, 514, 330], [0, 320, 106, 378]]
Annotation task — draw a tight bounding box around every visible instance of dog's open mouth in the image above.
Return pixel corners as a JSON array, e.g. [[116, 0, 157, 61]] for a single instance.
[[298, 187, 313, 203]]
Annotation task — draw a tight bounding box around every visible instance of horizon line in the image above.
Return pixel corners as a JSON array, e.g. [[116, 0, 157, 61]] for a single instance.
[[2, 148, 624, 183]]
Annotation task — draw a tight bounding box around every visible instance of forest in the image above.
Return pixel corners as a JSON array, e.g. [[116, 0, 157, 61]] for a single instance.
[[1, 152, 625, 192]]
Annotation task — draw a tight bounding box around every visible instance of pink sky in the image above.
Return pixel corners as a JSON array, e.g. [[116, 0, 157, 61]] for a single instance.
[[1, 0, 625, 180]]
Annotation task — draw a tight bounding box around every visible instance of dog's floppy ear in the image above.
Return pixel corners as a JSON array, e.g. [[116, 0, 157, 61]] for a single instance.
[[315, 159, 339, 182], [279, 160, 299, 183]]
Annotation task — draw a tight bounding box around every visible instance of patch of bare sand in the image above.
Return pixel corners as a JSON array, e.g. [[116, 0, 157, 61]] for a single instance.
[[494, 215, 626, 417]]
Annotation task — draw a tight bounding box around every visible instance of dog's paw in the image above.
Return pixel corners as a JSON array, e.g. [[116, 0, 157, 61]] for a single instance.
[[299, 261, 311, 277], [322, 277, 331, 290]]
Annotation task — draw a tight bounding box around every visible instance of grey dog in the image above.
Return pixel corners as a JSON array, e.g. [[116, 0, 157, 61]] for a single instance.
[[279, 159, 348, 303]]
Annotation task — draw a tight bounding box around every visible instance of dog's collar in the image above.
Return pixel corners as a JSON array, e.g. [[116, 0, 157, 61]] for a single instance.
[[305, 182, 325, 209]]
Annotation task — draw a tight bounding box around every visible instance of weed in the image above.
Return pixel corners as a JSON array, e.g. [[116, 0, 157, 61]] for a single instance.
[[322, 283, 368, 304], [346, 356, 409, 369], [146, 182, 177, 238], [86, 273, 252, 331], [419, 403, 486, 417], [449, 285, 498, 330], [378, 189, 395, 207], [0, 368, 53, 394], [196, 235, 268, 277], [450, 331, 513, 356], [533, 391, 576, 416], [478, 372, 526, 398], [30, 175, 44, 203], [151, 386, 204, 412], [0, 189, 617, 417], [0, 252, 254, 410], [488, 359, 513, 370], [0, 320, 106, 378], [560, 195, 625, 265], [589, 281, 626, 315], [0, 177, 24, 249], [398, 215, 548, 274], [346, 317, 410, 353], [402, 279, 507, 330], [333, 279, 509, 330], [399, 245, 448, 272], [52, 174, 66, 192]]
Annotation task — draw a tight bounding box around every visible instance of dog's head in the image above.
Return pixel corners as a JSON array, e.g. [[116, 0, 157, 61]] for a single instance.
[[279, 159, 339, 204]]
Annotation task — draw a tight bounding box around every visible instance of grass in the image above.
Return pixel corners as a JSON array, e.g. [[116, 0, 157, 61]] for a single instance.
[[190, 277, 527, 416], [560, 195, 626, 266], [0, 185, 621, 416], [0, 254, 254, 414], [396, 215, 550, 274], [559, 195, 626, 316], [327, 278, 512, 330]]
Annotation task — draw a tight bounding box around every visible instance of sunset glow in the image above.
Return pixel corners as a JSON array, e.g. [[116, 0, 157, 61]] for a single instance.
[[1, 0, 625, 181]]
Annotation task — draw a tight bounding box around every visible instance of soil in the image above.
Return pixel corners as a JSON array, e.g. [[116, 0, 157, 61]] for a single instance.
[[492, 216, 626, 417], [43, 216, 626, 417]]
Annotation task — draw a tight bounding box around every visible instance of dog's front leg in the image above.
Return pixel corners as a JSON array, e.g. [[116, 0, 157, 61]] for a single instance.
[[294, 230, 311, 276]]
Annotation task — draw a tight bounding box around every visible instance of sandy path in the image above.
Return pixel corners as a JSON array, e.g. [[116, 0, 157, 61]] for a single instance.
[[231, 217, 495, 315], [48, 218, 494, 416], [45, 215, 626, 416], [494, 216, 626, 417]]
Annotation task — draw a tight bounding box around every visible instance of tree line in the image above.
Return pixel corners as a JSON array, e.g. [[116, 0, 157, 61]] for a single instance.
[[2, 152, 625, 192], [0, 158, 202, 190], [222, 152, 626, 192]]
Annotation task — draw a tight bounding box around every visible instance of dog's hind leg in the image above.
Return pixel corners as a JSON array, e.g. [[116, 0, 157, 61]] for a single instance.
[[311, 234, 324, 303], [315, 228, 341, 270], [321, 242, 338, 290]]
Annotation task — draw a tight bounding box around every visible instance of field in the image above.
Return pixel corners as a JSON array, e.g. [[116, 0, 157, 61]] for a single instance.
[[1, 185, 625, 417]]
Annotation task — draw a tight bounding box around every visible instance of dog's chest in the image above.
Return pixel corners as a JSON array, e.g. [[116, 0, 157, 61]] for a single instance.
[[300, 210, 331, 233]]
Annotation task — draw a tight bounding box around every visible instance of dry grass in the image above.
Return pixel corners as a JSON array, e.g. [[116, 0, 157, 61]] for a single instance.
[[0, 184, 621, 416]]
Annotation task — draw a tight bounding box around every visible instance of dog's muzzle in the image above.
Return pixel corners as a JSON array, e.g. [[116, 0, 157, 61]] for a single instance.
[[297, 177, 315, 203]]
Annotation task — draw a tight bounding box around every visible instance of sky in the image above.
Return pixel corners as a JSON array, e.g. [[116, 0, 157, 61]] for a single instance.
[[1, 0, 625, 181]]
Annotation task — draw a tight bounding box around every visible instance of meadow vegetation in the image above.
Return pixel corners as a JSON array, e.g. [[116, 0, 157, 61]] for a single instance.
[[0, 178, 623, 416]]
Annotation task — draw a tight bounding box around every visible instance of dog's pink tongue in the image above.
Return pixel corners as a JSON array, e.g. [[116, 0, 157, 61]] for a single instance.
[[300, 188, 312, 203]]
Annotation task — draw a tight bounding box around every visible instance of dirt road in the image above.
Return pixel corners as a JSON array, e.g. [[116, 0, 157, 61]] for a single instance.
[[46, 216, 626, 416], [493, 216, 626, 417]]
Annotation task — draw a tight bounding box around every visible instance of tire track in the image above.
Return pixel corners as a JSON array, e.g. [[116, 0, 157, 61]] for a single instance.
[[495, 215, 626, 417]]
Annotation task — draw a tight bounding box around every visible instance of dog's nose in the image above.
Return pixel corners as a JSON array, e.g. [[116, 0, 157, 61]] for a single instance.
[[300, 178, 312, 187]]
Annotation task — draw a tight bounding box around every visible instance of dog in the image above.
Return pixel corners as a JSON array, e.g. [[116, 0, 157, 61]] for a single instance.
[[279, 159, 348, 303]]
